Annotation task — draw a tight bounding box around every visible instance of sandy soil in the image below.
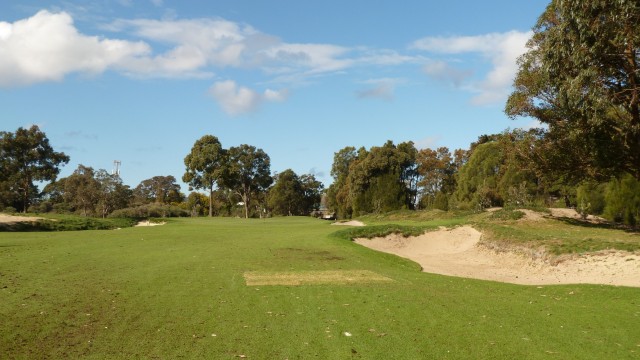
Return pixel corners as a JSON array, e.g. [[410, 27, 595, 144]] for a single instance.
[[355, 226, 640, 287], [332, 220, 365, 227], [135, 220, 166, 227], [0, 214, 42, 224]]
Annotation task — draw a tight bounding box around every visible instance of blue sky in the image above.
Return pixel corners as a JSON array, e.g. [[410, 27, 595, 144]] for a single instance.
[[1, 0, 549, 191]]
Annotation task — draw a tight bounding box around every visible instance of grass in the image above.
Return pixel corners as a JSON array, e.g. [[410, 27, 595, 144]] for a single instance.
[[1, 216, 640, 359], [478, 217, 640, 255]]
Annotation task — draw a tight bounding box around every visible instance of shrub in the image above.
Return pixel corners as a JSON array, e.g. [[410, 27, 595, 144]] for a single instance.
[[108, 203, 189, 219], [603, 174, 640, 226]]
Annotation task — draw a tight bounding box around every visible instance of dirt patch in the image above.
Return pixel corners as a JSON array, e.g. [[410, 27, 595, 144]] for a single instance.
[[244, 270, 393, 286], [549, 208, 606, 222], [355, 226, 640, 287], [518, 209, 546, 222], [332, 220, 365, 227], [0, 214, 43, 224]]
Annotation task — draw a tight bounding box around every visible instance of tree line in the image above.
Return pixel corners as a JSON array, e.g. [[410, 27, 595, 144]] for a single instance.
[[0, 127, 323, 219]]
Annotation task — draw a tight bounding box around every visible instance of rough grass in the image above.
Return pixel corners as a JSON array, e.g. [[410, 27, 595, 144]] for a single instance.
[[1, 216, 640, 359]]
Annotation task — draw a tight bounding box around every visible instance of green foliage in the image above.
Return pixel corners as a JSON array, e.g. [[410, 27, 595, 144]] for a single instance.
[[268, 169, 324, 216], [183, 135, 225, 217], [0, 125, 69, 212], [331, 224, 430, 241], [133, 175, 183, 205], [222, 144, 273, 218], [41, 165, 133, 218], [506, 0, 640, 181], [603, 174, 640, 226], [0, 214, 136, 232], [453, 130, 542, 211], [185, 192, 209, 217], [453, 141, 503, 209], [328, 141, 417, 218], [108, 203, 189, 219], [576, 181, 607, 218], [489, 209, 525, 221], [416, 147, 457, 210]]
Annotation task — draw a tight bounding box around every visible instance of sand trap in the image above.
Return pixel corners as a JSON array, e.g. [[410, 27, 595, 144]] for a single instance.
[[0, 213, 42, 224], [332, 220, 365, 227], [135, 220, 166, 227], [355, 226, 640, 287]]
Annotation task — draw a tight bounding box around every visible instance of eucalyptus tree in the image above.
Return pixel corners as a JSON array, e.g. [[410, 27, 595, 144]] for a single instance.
[[183, 135, 226, 217], [222, 144, 272, 218], [506, 0, 640, 181], [0, 125, 69, 212], [268, 170, 324, 216], [134, 175, 182, 204]]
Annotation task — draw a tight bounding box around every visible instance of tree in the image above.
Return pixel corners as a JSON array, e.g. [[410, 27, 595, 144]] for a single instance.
[[222, 144, 273, 218], [299, 173, 324, 214], [95, 170, 132, 218], [62, 165, 101, 217], [0, 125, 69, 212], [268, 169, 303, 216], [416, 147, 454, 210], [267, 170, 324, 216], [326, 146, 357, 219], [506, 0, 640, 181], [134, 175, 182, 205], [183, 135, 226, 217], [185, 192, 209, 217]]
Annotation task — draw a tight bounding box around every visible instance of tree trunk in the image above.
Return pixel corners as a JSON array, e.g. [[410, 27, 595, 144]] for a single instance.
[[209, 186, 213, 217]]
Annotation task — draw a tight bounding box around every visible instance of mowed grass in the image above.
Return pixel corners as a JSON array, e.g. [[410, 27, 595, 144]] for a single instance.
[[1, 217, 639, 359]]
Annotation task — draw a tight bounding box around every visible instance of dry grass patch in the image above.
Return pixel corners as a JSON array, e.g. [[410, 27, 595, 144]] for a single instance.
[[244, 270, 393, 286]]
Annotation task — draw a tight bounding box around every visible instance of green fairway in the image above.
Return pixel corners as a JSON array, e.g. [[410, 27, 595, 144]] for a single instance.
[[1, 217, 639, 359]]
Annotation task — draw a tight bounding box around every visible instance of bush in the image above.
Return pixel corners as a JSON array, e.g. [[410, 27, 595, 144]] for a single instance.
[[576, 181, 606, 218], [3, 206, 17, 214], [108, 203, 189, 219], [603, 174, 640, 226]]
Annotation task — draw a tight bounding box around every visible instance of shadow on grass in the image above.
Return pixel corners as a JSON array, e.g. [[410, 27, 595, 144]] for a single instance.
[[553, 216, 639, 233]]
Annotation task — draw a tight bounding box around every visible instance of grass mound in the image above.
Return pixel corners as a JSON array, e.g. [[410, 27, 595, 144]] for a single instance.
[[0, 214, 136, 231]]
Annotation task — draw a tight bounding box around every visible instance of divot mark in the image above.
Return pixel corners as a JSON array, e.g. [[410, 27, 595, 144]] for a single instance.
[[244, 270, 393, 286]]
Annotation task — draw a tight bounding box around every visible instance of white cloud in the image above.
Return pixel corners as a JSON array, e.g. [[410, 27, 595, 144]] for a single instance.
[[1, 10, 420, 90], [412, 30, 531, 105], [0, 10, 149, 87], [150, 0, 164, 7], [209, 80, 288, 115]]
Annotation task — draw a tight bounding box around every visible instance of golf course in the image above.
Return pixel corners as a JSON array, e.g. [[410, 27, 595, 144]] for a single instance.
[[1, 212, 639, 359]]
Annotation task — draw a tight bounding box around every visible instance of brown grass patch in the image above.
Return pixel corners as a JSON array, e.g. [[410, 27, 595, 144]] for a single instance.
[[244, 270, 393, 286]]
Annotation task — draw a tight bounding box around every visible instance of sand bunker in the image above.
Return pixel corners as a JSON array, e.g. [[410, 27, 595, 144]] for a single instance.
[[355, 226, 640, 287], [332, 220, 365, 227], [0, 213, 42, 224], [135, 220, 166, 227]]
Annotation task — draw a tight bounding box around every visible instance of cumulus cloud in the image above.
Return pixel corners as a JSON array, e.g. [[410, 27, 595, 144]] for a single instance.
[[0, 10, 149, 87], [209, 80, 288, 115], [412, 30, 531, 105], [1, 10, 419, 90]]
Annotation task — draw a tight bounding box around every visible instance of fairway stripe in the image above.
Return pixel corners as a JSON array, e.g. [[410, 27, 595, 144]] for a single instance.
[[244, 270, 394, 286]]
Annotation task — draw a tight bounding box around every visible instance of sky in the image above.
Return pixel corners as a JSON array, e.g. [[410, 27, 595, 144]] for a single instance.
[[1, 0, 550, 192]]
